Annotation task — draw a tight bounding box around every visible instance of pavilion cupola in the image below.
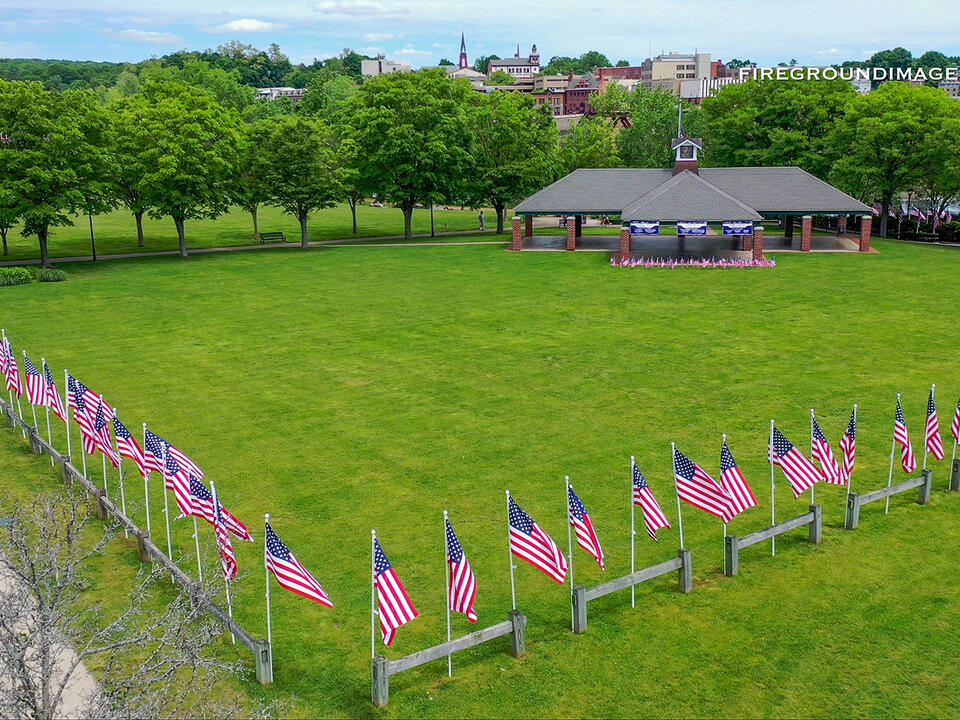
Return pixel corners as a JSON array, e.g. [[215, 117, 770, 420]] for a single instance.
[[671, 137, 703, 176]]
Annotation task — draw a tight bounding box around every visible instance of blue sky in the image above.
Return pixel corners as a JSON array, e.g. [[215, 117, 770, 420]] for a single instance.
[[3, 0, 959, 68]]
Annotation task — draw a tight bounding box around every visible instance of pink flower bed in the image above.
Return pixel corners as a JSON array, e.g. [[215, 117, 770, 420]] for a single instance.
[[611, 256, 776, 269]]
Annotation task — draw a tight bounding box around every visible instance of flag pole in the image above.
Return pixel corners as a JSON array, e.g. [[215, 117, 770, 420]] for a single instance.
[[672, 442, 684, 549], [113, 408, 128, 538], [141, 423, 151, 541], [809, 409, 816, 505], [102, 452, 108, 497], [191, 515, 203, 583], [211, 481, 234, 645], [63, 369, 72, 462], [722, 434, 727, 574], [886, 395, 898, 515], [443, 510, 452, 677], [146, 422, 173, 576], [630, 455, 636, 609], [923, 385, 934, 470], [23, 352, 38, 432], [11, 341, 24, 438], [41, 359, 54, 467], [506, 490, 516, 611], [565, 475, 574, 632], [2, 331, 24, 439], [264, 514, 274, 681], [847, 404, 857, 502], [371, 528, 377, 660], [769, 420, 776, 557]]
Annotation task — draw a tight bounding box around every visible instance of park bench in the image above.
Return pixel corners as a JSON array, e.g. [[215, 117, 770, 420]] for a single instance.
[[259, 231, 286, 244]]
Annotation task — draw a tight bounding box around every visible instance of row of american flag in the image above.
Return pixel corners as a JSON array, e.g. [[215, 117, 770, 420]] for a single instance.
[[4, 330, 958, 654]]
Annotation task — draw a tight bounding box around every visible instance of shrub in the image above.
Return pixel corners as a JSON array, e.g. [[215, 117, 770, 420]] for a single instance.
[[0, 267, 34, 287], [35, 267, 68, 283], [936, 221, 960, 243]]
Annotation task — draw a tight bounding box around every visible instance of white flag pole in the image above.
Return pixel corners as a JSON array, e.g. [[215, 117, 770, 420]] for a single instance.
[[23, 352, 38, 432], [886, 394, 898, 515], [371, 528, 377, 659], [443, 509, 452, 677], [141, 422, 151, 540], [672, 442, 684, 550], [923, 385, 934, 471], [210, 481, 234, 645], [41, 359, 54, 467], [809, 409, 816, 504], [191, 515, 203, 583], [113, 408, 127, 538], [63, 369, 72, 462], [630, 455, 636, 609], [506, 490, 516, 611], [146, 422, 173, 577], [565, 475, 574, 632], [769, 420, 776, 557], [2, 331, 24, 439], [722, 434, 727, 575], [847, 404, 857, 502], [9, 338, 25, 439], [102, 453, 108, 497], [264, 514, 274, 681]]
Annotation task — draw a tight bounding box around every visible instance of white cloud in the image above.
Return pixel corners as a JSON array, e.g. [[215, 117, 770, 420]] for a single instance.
[[815, 48, 848, 56], [105, 28, 184, 44], [310, 0, 405, 17], [212, 18, 284, 32], [362, 32, 394, 41], [395, 46, 432, 57]]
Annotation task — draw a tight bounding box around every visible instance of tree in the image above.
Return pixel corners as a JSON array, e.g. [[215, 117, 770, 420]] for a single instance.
[[0, 191, 19, 256], [559, 117, 620, 172], [257, 115, 343, 247], [542, 51, 611, 75], [126, 83, 243, 257], [297, 71, 358, 121], [139, 59, 255, 113], [438, 58, 455, 66], [473, 55, 500, 74], [231, 122, 272, 242], [467, 91, 559, 233], [68, 90, 117, 262], [829, 81, 960, 236], [725, 58, 753, 69], [342, 69, 474, 238], [485, 70, 515, 85], [615, 60, 631, 67]]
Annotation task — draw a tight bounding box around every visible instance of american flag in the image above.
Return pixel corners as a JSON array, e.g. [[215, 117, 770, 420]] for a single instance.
[[265, 521, 332, 606], [167, 444, 203, 479], [22, 353, 45, 406], [895, 397, 917, 473], [0, 337, 7, 376], [143, 427, 167, 475], [67, 374, 97, 444], [673, 446, 734, 522], [508, 496, 568, 584], [114, 415, 148, 479], [211, 485, 236, 582], [839, 408, 856, 484], [567, 484, 604, 570], [92, 399, 119, 467], [374, 536, 418, 646], [4, 339, 22, 396], [81, 396, 105, 456], [925, 386, 944, 461], [769, 426, 822, 497], [811, 413, 843, 484], [445, 517, 477, 623], [719, 440, 757, 517], [164, 452, 194, 516], [952, 397, 960, 445], [632, 461, 671, 541], [185, 476, 253, 541], [43, 360, 66, 423]]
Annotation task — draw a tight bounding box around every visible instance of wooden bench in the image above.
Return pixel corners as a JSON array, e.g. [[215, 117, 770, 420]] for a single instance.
[[259, 231, 286, 244]]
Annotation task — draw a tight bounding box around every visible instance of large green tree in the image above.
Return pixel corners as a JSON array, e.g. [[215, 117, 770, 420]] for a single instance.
[[342, 69, 474, 238], [230, 121, 272, 242], [69, 90, 117, 261], [297, 71, 358, 121], [559, 117, 620, 173], [256, 115, 343, 247], [829, 81, 960, 237], [468, 91, 559, 232]]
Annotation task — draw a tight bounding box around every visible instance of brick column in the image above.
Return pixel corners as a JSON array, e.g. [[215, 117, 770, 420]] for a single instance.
[[751, 225, 764, 261], [837, 215, 847, 237], [511, 216, 522, 251], [800, 215, 812, 252], [575, 215, 582, 240], [524, 216, 533, 238], [566, 217, 576, 250], [784, 215, 794, 239], [859, 215, 872, 252], [619, 225, 631, 260]]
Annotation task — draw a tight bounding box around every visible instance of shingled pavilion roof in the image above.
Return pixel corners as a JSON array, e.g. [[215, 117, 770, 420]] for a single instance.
[[621, 171, 762, 221]]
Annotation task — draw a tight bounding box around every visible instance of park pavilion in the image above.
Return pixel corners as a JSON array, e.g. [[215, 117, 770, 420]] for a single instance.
[[511, 137, 873, 259]]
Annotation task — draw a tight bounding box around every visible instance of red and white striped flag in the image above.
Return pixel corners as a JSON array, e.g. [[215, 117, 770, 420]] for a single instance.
[[445, 516, 478, 623], [632, 461, 671, 541], [769, 426, 822, 497], [839, 407, 856, 484], [951, 396, 960, 445], [42, 360, 66, 423], [374, 536, 418, 646], [66, 374, 95, 447], [895, 397, 917, 473], [719, 440, 757, 517], [508, 496, 568, 584], [0, 336, 7, 376], [4, 339, 22, 396], [163, 452, 194, 516], [811, 412, 843, 484], [265, 520, 332, 606], [114, 415, 148, 479], [673, 446, 734, 522], [91, 398, 119, 467], [925, 386, 944, 461], [22, 353, 45, 406], [567, 483, 604, 570], [211, 484, 236, 582]]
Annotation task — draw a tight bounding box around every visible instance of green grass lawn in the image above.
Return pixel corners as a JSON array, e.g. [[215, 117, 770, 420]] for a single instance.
[[1, 203, 490, 261], [2, 238, 960, 718]]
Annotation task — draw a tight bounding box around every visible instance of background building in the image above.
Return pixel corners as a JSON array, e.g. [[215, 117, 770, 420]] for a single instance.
[[488, 45, 541, 79], [360, 58, 412, 77], [641, 52, 712, 92]]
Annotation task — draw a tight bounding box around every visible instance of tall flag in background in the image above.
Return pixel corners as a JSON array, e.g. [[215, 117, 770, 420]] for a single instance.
[[114, 415, 148, 479], [673, 446, 734, 522], [508, 496, 568, 584], [265, 521, 332, 606], [567, 484, 605, 570], [212, 486, 237, 582], [374, 536, 418, 646], [719, 440, 757, 517], [895, 397, 917, 473], [43, 360, 66, 422], [952, 397, 960, 445], [445, 517, 478, 623], [839, 407, 856, 484], [925, 386, 944, 461], [811, 413, 843, 484], [4, 339, 22, 396], [22, 353, 45, 406], [769, 426, 822, 497], [633, 461, 671, 541]]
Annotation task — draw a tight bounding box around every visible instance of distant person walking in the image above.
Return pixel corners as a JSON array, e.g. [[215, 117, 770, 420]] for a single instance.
[[478, 210, 485, 230]]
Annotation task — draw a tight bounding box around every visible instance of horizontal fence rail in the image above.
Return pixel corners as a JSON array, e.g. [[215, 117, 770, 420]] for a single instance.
[[571, 549, 692, 634], [724, 505, 821, 577], [0, 399, 273, 684], [372, 610, 526, 707], [845, 470, 932, 530]]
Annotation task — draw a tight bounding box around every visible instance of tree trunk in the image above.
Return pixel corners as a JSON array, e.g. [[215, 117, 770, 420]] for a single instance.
[[299, 213, 309, 249], [349, 197, 358, 235], [173, 216, 187, 258], [880, 197, 890, 238], [88, 213, 97, 262], [494, 202, 506, 234], [1, 228, 7, 256], [251, 207, 260, 242], [38, 226, 50, 268], [135, 211, 145, 247], [402, 201, 414, 239]]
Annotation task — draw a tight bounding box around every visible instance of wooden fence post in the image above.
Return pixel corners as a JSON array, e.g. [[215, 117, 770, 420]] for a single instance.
[[93, 488, 108, 520], [677, 548, 693, 593], [571, 584, 587, 634], [254, 638, 273, 686], [845, 492, 861, 530], [723, 535, 739, 577], [808, 504, 822, 545], [27, 428, 42, 454], [61, 461, 73, 487], [135, 530, 152, 563], [917, 469, 932, 505], [950, 458, 960, 492], [371, 656, 389, 707], [508, 609, 527, 658], [3, 404, 13, 427]]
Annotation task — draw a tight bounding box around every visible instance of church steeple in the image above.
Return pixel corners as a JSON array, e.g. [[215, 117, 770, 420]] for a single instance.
[[459, 32, 468, 69]]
